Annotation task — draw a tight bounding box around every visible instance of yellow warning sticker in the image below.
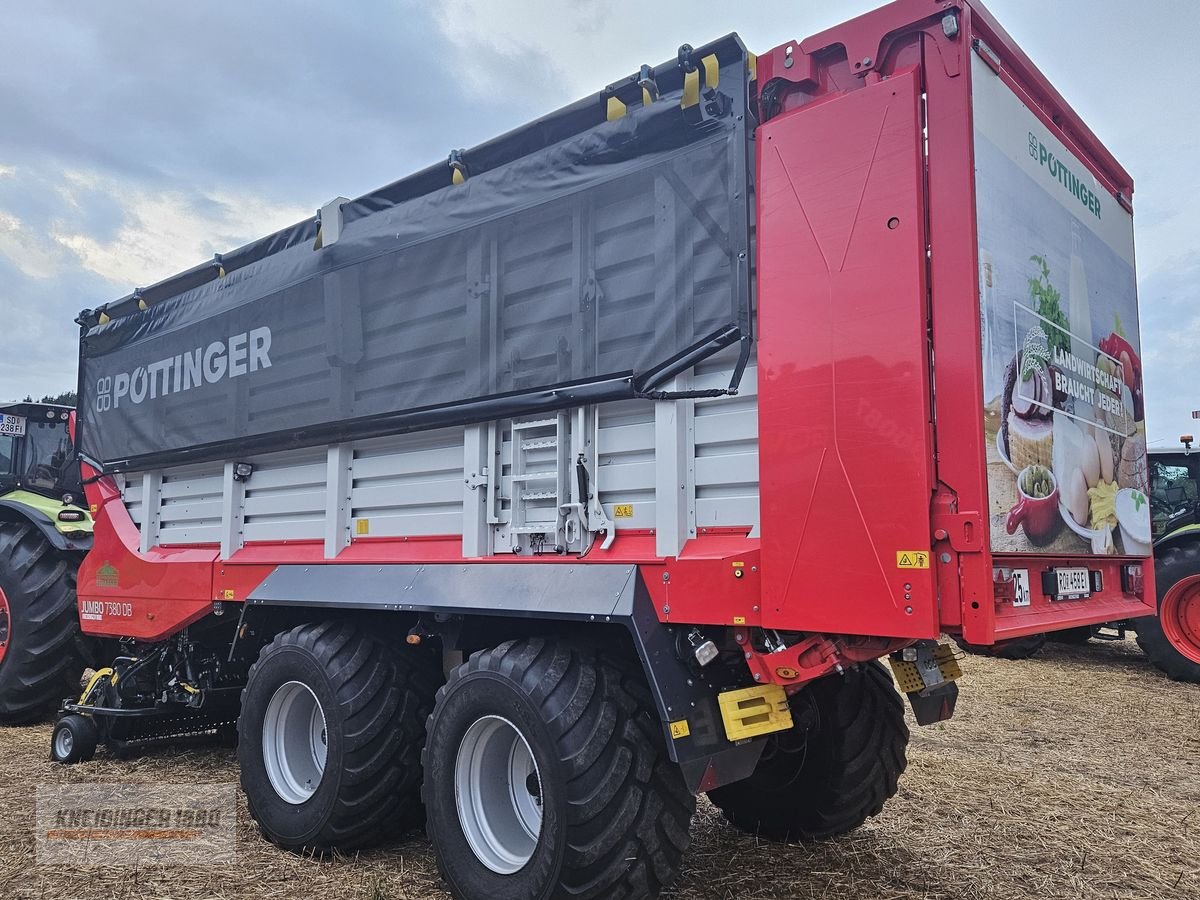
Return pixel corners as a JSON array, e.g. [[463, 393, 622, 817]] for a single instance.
[[733, 615, 746, 625], [896, 551, 930, 569], [613, 504, 634, 518], [222, 589, 235, 600], [355, 518, 370, 536], [669, 719, 690, 739]]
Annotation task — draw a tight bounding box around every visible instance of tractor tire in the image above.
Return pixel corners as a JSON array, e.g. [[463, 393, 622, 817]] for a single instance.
[[238, 621, 442, 850], [1136, 543, 1200, 683], [957, 633, 1047, 660], [0, 523, 90, 724], [423, 638, 694, 900], [706, 661, 908, 843]]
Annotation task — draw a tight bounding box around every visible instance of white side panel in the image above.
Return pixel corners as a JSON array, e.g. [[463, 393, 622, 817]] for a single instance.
[[157, 463, 225, 545], [121, 474, 144, 527], [596, 399, 657, 527], [350, 426, 466, 537], [241, 448, 327, 543], [117, 353, 758, 549], [693, 350, 759, 530]]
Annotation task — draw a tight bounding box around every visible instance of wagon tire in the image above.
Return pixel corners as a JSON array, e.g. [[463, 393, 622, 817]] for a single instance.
[[423, 638, 694, 899], [706, 661, 908, 842], [238, 621, 441, 850], [0, 523, 90, 725]]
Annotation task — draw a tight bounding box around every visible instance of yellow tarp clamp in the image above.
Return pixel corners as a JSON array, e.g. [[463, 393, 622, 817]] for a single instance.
[[748, 53, 757, 82], [606, 95, 627, 121], [449, 148, 468, 185], [638, 64, 659, 107]]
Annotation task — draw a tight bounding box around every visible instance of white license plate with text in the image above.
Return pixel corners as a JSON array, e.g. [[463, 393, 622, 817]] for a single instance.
[[0, 414, 26, 436], [1053, 567, 1090, 599]]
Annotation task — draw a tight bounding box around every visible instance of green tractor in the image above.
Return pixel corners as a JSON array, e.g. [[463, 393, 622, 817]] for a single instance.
[[0, 402, 95, 722], [963, 442, 1200, 682]]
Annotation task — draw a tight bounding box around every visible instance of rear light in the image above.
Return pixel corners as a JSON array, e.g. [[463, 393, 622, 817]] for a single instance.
[[992, 567, 1015, 603], [1121, 564, 1144, 597]]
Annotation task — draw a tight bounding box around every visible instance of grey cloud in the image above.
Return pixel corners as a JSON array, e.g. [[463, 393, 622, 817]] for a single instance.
[[0, 1, 561, 202]]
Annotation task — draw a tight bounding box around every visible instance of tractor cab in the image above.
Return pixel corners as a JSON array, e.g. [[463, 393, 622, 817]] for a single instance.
[[1149, 439, 1200, 541], [0, 402, 90, 544]]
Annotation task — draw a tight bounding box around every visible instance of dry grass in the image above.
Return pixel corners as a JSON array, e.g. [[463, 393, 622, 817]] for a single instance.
[[0, 637, 1196, 899]]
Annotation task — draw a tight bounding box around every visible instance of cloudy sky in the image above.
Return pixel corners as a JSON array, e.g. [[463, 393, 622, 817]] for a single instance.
[[2, 0, 1196, 446]]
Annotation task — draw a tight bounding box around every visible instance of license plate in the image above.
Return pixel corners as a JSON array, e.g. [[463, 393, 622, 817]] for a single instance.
[[1052, 567, 1090, 599], [1011, 569, 1032, 607], [0, 414, 26, 436]]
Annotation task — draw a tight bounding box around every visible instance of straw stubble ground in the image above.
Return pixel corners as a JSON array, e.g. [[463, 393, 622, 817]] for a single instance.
[[0, 637, 1196, 899]]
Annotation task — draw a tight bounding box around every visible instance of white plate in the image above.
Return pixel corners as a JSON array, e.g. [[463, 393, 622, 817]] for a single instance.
[[995, 429, 1018, 473], [1058, 498, 1108, 542]]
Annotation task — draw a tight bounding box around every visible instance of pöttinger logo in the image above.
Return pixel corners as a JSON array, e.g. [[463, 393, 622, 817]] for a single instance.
[[92, 326, 272, 414]]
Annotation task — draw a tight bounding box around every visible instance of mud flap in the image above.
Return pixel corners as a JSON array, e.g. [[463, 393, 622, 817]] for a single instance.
[[905, 681, 959, 725]]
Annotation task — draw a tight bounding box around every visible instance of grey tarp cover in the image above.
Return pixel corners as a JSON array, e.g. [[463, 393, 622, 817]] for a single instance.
[[78, 42, 751, 471]]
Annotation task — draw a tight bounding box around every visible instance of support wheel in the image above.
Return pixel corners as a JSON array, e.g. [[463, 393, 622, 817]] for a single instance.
[[957, 633, 1046, 660], [423, 638, 694, 900], [1137, 543, 1200, 682], [707, 661, 908, 842], [51, 714, 98, 764], [0, 524, 90, 724], [238, 621, 441, 850]]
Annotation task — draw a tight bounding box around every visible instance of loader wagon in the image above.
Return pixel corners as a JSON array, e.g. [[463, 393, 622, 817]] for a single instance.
[[56, 2, 1154, 896]]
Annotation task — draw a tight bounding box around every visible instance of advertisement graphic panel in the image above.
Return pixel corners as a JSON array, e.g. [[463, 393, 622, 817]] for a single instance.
[[973, 53, 1148, 556]]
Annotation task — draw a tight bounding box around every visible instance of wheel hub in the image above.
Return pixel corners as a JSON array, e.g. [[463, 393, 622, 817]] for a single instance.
[[1162, 578, 1200, 666], [54, 725, 74, 759], [455, 715, 543, 874], [262, 681, 328, 805]]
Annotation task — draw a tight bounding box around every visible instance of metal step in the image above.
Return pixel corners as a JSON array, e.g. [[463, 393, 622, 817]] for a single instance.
[[511, 418, 558, 430], [521, 439, 558, 450], [520, 490, 558, 500]]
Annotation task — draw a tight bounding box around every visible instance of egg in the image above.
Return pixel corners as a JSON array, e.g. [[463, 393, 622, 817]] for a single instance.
[[1097, 432, 1114, 484], [1080, 429, 1101, 488]]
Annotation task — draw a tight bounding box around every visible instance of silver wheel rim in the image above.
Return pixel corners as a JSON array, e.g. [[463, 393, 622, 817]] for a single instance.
[[55, 726, 74, 759], [262, 681, 327, 804], [455, 715, 543, 874]]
